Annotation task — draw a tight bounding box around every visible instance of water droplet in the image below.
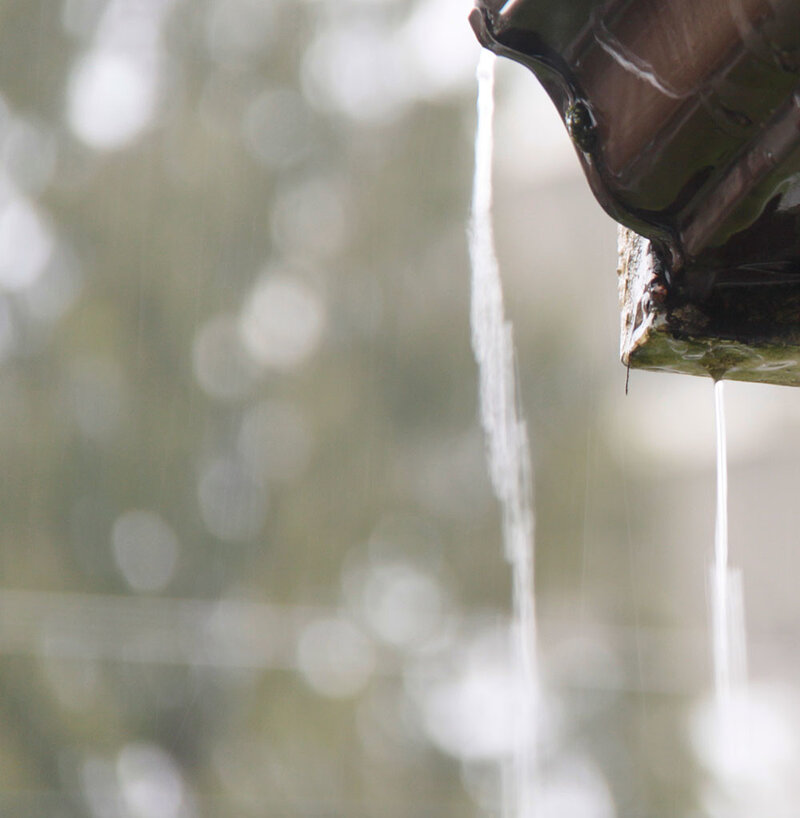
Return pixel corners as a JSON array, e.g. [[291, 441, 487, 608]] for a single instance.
[[565, 100, 596, 153]]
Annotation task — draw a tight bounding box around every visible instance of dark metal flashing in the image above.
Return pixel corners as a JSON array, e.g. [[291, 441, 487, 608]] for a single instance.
[[471, 0, 800, 384]]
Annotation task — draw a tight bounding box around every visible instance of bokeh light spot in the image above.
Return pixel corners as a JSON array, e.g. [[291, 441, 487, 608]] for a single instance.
[[192, 313, 259, 401], [243, 88, 314, 171], [0, 198, 53, 291], [270, 176, 350, 261], [302, 22, 409, 124], [111, 510, 179, 593], [362, 561, 445, 649], [117, 743, 185, 818], [239, 273, 325, 371], [198, 458, 267, 542], [68, 49, 158, 149], [297, 617, 375, 699], [205, 0, 276, 68], [416, 627, 534, 762]]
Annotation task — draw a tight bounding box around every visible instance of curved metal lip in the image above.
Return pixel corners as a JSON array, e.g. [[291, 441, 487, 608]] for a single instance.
[[469, 5, 682, 271], [469, 0, 800, 297]]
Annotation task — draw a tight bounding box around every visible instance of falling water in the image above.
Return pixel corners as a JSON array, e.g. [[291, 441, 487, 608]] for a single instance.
[[468, 50, 538, 817], [712, 380, 730, 702], [712, 380, 747, 708]]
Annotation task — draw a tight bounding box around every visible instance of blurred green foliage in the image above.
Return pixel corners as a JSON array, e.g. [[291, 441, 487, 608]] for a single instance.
[[4, 1, 796, 817]]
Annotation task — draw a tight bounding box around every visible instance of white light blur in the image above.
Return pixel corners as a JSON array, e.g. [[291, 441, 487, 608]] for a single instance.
[[192, 313, 260, 401], [420, 663, 524, 761], [361, 561, 446, 649], [494, 68, 580, 187], [270, 176, 350, 262], [0, 197, 54, 291], [237, 399, 313, 484], [95, 0, 174, 49], [239, 272, 325, 372], [117, 742, 186, 818], [242, 88, 315, 171], [205, 0, 277, 68], [66, 0, 177, 150], [297, 616, 375, 699], [68, 49, 159, 149], [111, 509, 179, 593], [398, 0, 482, 97], [197, 458, 267, 542], [301, 0, 478, 123], [605, 375, 792, 470], [302, 21, 411, 124], [416, 626, 537, 761], [299, 0, 579, 188], [690, 683, 800, 815]]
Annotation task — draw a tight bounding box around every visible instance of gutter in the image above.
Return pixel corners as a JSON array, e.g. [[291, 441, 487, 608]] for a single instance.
[[471, 0, 800, 386]]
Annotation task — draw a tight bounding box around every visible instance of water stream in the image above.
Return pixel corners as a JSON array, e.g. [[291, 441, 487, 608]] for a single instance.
[[712, 380, 731, 703], [468, 50, 538, 818], [712, 381, 747, 709], [468, 46, 752, 816]]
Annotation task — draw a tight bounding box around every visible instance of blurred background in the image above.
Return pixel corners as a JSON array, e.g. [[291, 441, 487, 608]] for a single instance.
[[2, 0, 800, 816]]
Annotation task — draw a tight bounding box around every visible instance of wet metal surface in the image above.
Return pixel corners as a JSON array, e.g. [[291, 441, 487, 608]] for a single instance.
[[471, 0, 800, 380]]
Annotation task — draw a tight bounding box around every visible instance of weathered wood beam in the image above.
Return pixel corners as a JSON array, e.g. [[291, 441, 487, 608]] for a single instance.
[[618, 226, 800, 386]]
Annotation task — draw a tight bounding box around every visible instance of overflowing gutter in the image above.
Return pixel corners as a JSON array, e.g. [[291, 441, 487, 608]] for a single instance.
[[471, 0, 800, 385]]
